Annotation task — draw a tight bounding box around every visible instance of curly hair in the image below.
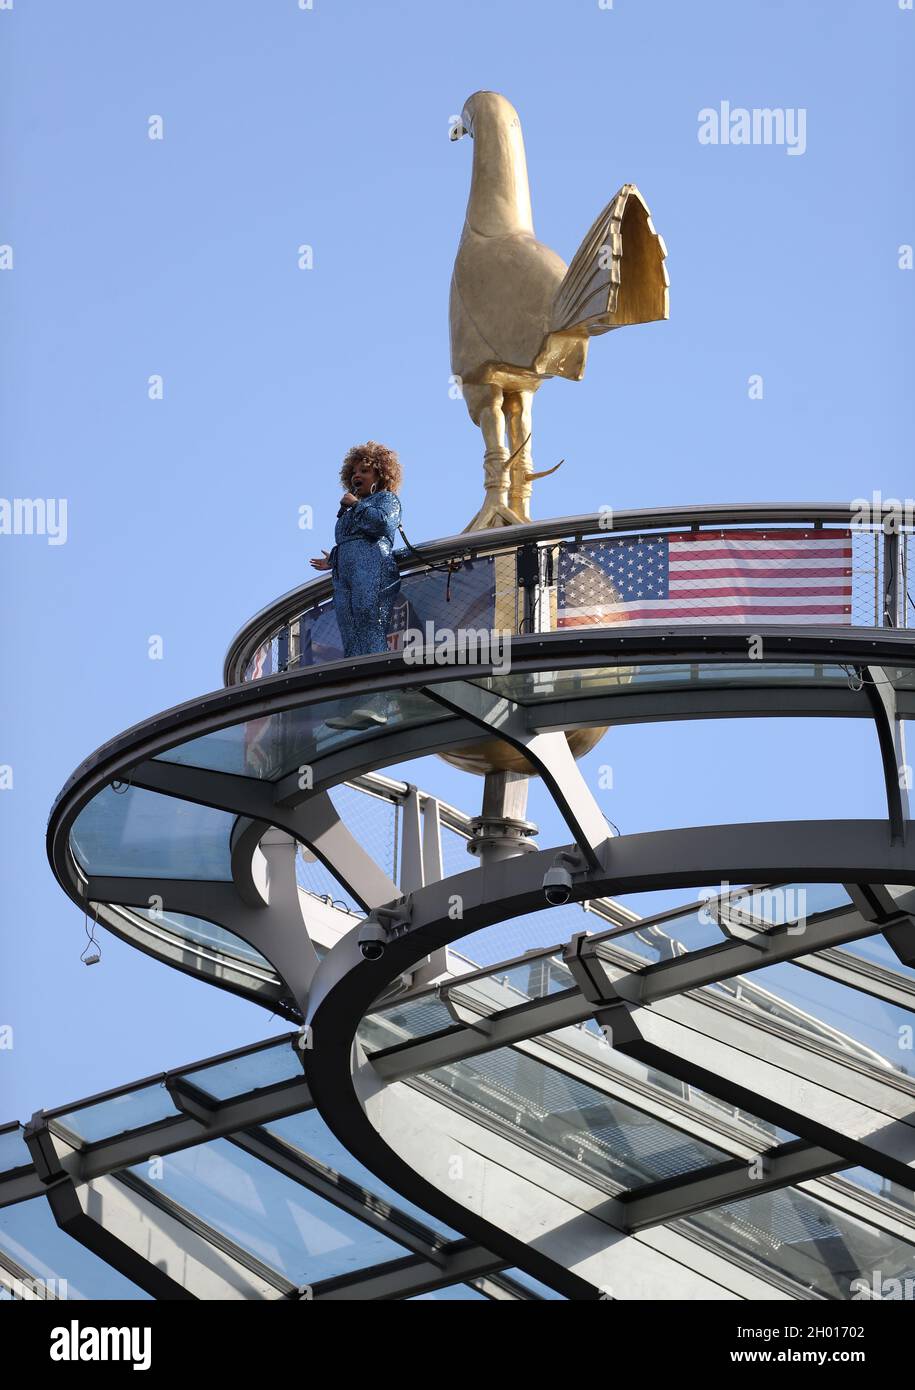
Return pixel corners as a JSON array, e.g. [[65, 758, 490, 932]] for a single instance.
[[340, 440, 402, 493]]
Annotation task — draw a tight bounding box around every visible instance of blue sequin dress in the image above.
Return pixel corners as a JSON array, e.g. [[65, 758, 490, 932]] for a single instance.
[[330, 491, 402, 657]]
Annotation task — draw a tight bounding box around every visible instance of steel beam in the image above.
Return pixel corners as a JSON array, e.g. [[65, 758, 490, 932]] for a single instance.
[[306, 1243, 505, 1301], [599, 1000, 915, 1192], [422, 678, 613, 866], [619, 1140, 841, 1232], [862, 666, 910, 842]]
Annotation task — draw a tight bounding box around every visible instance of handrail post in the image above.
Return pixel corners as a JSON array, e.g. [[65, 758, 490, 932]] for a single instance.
[[277, 624, 290, 672], [883, 530, 901, 628]]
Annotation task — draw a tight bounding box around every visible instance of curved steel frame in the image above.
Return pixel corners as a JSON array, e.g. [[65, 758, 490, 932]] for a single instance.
[[50, 625, 915, 892], [47, 628, 915, 1008], [38, 622, 915, 1298], [299, 821, 915, 1297]]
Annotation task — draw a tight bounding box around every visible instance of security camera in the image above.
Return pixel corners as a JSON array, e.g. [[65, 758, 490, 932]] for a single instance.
[[358, 920, 387, 961], [542, 863, 573, 906], [543, 847, 592, 906]]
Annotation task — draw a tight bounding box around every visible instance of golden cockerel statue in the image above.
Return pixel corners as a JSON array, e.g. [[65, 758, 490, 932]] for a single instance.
[[450, 90, 669, 530]]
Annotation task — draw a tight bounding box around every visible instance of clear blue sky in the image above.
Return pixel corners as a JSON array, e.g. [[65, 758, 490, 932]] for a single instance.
[[1, 0, 912, 1120]]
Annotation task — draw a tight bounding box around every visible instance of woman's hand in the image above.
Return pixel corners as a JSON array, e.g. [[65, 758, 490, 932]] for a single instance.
[[340, 491, 359, 507], [309, 550, 332, 571]]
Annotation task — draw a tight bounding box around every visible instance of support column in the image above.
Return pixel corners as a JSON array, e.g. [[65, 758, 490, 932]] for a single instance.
[[468, 770, 538, 866]]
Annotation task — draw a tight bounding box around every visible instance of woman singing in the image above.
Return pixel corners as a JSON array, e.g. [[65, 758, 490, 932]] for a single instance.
[[311, 441, 402, 726]]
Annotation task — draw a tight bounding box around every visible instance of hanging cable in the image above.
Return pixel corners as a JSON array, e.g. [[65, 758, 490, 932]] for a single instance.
[[839, 665, 900, 691], [81, 907, 102, 966]]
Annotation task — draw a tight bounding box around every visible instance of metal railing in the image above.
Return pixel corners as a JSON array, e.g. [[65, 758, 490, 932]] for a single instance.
[[223, 502, 914, 685]]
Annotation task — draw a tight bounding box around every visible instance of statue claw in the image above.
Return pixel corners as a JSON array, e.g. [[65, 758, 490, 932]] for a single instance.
[[523, 459, 564, 483], [463, 496, 527, 532]]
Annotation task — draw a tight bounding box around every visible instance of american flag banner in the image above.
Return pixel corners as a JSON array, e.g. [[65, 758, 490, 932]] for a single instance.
[[557, 530, 853, 627], [246, 638, 274, 681]]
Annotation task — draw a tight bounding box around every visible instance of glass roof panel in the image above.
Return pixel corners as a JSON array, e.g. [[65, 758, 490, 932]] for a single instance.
[[0, 1198, 150, 1300], [592, 882, 854, 961], [154, 691, 449, 780], [419, 1045, 732, 1190], [0, 1126, 31, 1174], [360, 994, 457, 1050], [373, 929, 797, 1164], [183, 1038, 304, 1100], [459, 952, 578, 1006], [727, 882, 853, 923], [126, 907, 273, 968], [70, 785, 233, 880], [127, 1138, 409, 1283], [840, 932, 915, 981], [52, 1084, 180, 1144], [680, 1184, 915, 1300], [837, 1165, 915, 1229], [467, 661, 865, 707], [597, 908, 724, 963], [266, 1109, 461, 1239], [503, 1267, 566, 1299], [733, 959, 915, 1077]]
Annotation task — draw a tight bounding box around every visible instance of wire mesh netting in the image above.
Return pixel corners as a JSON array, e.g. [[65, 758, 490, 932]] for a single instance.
[[851, 529, 883, 628], [294, 782, 399, 913], [439, 821, 475, 879], [242, 524, 914, 685]]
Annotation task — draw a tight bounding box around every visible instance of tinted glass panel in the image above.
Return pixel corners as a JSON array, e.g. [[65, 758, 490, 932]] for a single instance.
[[0, 1198, 149, 1300], [267, 1109, 460, 1239], [156, 692, 448, 780], [129, 908, 272, 967], [682, 1185, 915, 1300], [185, 1040, 304, 1100], [128, 1139, 407, 1284], [53, 1086, 180, 1144], [0, 1127, 31, 1174], [70, 785, 233, 880]]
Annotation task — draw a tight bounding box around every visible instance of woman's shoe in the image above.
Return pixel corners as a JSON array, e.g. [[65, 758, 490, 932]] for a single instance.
[[324, 708, 388, 731], [352, 707, 388, 726]]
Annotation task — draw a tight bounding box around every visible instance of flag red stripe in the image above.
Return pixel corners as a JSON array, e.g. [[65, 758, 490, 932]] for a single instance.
[[558, 604, 852, 624], [667, 584, 852, 597]]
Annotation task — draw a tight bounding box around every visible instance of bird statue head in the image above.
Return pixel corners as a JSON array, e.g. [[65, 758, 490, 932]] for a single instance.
[[450, 90, 520, 143], [450, 91, 533, 238]]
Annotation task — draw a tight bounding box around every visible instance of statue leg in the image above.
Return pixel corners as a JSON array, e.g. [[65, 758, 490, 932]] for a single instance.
[[462, 384, 526, 531], [505, 389, 535, 522]]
